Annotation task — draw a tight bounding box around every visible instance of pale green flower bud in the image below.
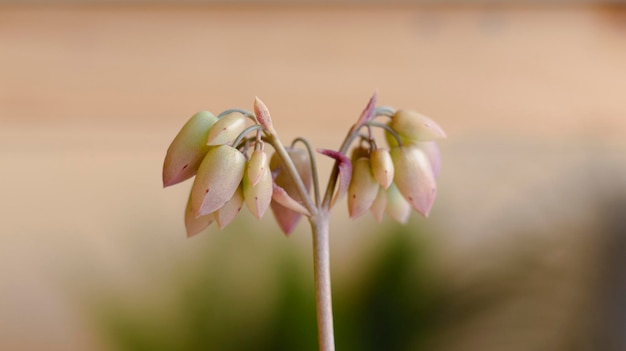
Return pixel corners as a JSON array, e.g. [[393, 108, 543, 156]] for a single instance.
[[185, 193, 214, 237], [216, 184, 244, 229], [390, 146, 436, 217], [206, 111, 247, 146], [389, 110, 446, 142], [385, 183, 411, 224], [191, 145, 246, 217], [243, 162, 273, 220], [247, 149, 269, 187], [162, 111, 218, 187], [348, 157, 380, 219], [370, 148, 394, 189]]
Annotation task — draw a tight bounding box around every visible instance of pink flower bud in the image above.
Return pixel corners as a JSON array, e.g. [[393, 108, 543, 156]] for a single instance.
[[414, 141, 441, 179], [348, 157, 380, 219], [385, 183, 411, 223], [162, 111, 218, 188], [243, 162, 273, 220], [370, 148, 394, 189], [269, 148, 312, 235], [254, 97, 276, 134], [206, 111, 247, 146], [389, 110, 446, 142], [191, 145, 246, 217], [185, 194, 214, 237], [247, 149, 268, 187], [390, 146, 437, 217], [216, 184, 245, 229]]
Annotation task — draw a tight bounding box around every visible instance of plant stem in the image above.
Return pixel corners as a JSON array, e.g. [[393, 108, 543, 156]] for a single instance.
[[310, 213, 335, 351]]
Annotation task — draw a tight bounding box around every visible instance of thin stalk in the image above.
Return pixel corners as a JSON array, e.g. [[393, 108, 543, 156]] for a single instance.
[[309, 213, 335, 351]]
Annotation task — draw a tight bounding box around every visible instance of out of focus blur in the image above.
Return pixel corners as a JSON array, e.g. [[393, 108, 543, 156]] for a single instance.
[[1, 1, 625, 350]]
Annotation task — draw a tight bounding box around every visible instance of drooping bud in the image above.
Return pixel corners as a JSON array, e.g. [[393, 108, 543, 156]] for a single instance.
[[414, 141, 441, 179], [216, 185, 244, 229], [347, 157, 380, 219], [247, 149, 268, 187], [390, 146, 436, 217], [191, 145, 246, 217], [370, 148, 394, 189], [370, 186, 387, 223], [163, 111, 218, 188], [185, 193, 214, 237], [389, 110, 446, 142], [270, 148, 312, 235], [385, 183, 411, 224], [253, 97, 276, 135], [206, 111, 247, 146], [243, 162, 273, 220]]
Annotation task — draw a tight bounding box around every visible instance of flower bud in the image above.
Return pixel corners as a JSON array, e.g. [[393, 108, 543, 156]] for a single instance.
[[191, 145, 246, 217], [254, 97, 276, 134], [270, 148, 312, 235], [243, 163, 273, 220], [414, 141, 441, 179], [350, 145, 370, 163], [247, 149, 268, 187], [216, 184, 244, 229], [163, 111, 218, 188], [385, 183, 411, 223], [390, 146, 436, 217], [206, 111, 247, 146], [370, 186, 387, 223], [185, 193, 214, 237], [389, 110, 446, 142], [347, 157, 380, 219], [370, 148, 394, 189]]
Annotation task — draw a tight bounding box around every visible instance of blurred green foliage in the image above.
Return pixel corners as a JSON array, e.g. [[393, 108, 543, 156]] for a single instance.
[[92, 223, 442, 351]]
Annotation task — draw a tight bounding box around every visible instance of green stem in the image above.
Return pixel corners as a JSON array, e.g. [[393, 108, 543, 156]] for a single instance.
[[309, 213, 335, 351], [292, 137, 321, 206]]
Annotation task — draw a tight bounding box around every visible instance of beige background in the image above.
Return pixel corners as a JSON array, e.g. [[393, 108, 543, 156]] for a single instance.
[[1, 3, 626, 350]]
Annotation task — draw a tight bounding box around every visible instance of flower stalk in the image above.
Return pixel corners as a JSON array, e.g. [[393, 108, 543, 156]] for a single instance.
[[162, 92, 446, 351]]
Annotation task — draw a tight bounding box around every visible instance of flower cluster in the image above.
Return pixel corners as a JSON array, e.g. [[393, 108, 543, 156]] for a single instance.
[[346, 108, 446, 223], [162, 94, 446, 238], [163, 107, 274, 237]]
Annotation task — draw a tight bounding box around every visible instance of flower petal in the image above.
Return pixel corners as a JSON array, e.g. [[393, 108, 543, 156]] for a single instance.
[[216, 184, 244, 229], [348, 157, 380, 219], [185, 193, 214, 237], [272, 183, 311, 216], [390, 146, 437, 217], [163, 111, 218, 188], [206, 111, 247, 146], [191, 145, 246, 217], [317, 148, 352, 208], [370, 148, 394, 189], [355, 91, 378, 127]]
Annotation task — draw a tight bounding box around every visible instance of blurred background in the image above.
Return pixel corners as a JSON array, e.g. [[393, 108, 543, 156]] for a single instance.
[[1, 1, 626, 350]]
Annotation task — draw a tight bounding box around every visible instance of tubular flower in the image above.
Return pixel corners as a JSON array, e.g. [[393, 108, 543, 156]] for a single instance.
[[388, 109, 446, 143], [347, 157, 380, 219], [370, 148, 394, 189], [216, 184, 245, 229], [243, 151, 273, 219], [162, 111, 218, 187], [390, 145, 436, 217], [270, 148, 312, 235], [191, 144, 246, 217]]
